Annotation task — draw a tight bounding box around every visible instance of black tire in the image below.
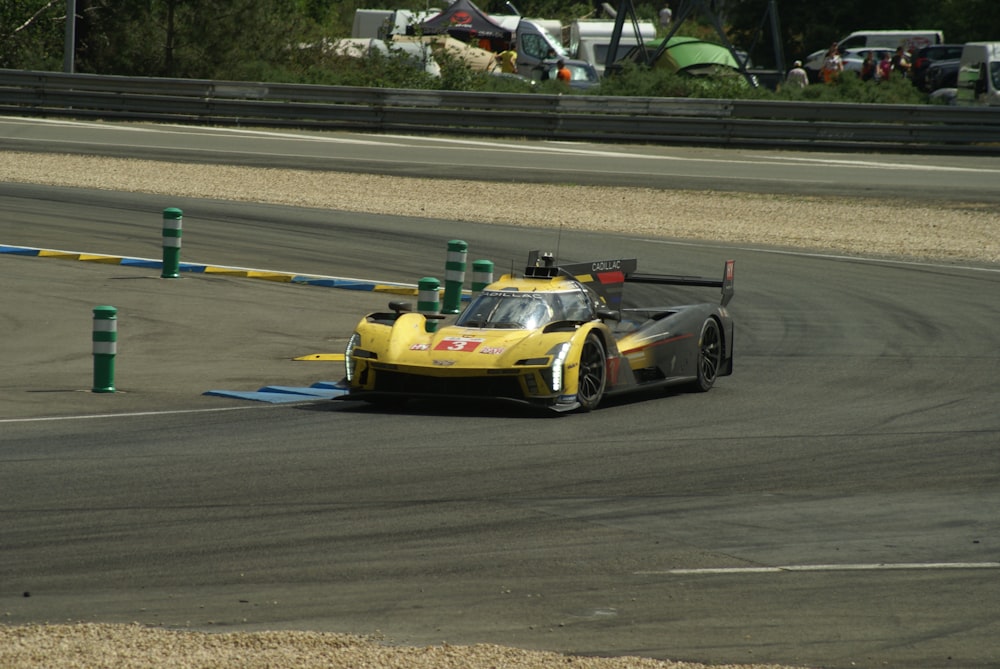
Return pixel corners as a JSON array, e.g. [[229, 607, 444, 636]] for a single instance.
[[576, 333, 607, 411], [691, 317, 722, 393]]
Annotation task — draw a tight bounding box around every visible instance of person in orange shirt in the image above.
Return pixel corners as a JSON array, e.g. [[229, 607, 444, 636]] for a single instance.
[[556, 59, 571, 83]]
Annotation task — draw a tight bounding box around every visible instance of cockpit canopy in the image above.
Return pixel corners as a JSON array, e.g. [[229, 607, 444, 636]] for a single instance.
[[456, 288, 594, 330]]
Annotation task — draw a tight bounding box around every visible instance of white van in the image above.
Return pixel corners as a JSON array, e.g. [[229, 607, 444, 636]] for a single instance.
[[956, 42, 1000, 105], [804, 30, 944, 77], [569, 19, 657, 77], [492, 15, 571, 79]]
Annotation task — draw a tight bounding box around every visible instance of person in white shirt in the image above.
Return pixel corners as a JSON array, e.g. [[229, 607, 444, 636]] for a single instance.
[[659, 4, 672, 29], [821, 43, 843, 83], [786, 60, 809, 88]]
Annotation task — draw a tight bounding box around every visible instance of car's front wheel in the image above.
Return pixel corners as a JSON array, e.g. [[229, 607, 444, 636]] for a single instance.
[[691, 317, 722, 392], [576, 333, 607, 411]]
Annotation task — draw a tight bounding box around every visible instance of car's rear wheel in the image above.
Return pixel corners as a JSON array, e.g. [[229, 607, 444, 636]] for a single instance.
[[691, 317, 722, 392], [576, 333, 607, 411]]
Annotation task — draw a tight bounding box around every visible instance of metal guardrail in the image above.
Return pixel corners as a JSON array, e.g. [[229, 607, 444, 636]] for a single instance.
[[1, 68, 998, 153]]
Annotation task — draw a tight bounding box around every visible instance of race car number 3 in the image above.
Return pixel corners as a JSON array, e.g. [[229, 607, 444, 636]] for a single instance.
[[434, 337, 484, 352]]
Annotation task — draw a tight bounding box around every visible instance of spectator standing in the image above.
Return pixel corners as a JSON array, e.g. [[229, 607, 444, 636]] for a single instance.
[[891, 46, 911, 78], [860, 51, 876, 81], [498, 44, 517, 74], [659, 4, 672, 29], [876, 51, 892, 81], [785, 60, 808, 88], [821, 43, 843, 83], [556, 59, 571, 84], [536, 47, 557, 81]]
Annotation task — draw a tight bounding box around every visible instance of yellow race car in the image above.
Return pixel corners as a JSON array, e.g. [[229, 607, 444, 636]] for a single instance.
[[342, 251, 734, 413]]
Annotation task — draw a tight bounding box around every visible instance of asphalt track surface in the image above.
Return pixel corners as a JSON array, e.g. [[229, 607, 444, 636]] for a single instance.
[[3, 116, 1000, 202], [2, 126, 999, 669]]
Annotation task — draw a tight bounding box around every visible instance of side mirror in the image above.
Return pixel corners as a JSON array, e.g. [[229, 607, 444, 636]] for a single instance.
[[596, 307, 620, 322], [389, 301, 412, 313]]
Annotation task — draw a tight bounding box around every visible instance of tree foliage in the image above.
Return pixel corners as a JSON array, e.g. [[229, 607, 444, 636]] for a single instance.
[[1, 0, 65, 70], [71, 0, 316, 78]]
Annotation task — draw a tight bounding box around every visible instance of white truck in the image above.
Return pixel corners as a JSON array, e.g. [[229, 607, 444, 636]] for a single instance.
[[955, 42, 1000, 106], [568, 19, 657, 77]]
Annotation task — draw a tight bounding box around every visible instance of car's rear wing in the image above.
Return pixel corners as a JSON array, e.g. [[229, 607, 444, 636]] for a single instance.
[[524, 252, 734, 308], [627, 259, 735, 307]]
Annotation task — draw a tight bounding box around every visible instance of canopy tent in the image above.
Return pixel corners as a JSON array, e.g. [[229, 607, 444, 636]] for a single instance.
[[648, 37, 740, 74], [394, 34, 498, 72], [414, 0, 512, 42]]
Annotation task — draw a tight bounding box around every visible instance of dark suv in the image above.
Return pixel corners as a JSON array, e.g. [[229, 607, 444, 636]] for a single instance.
[[910, 44, 965, 91]]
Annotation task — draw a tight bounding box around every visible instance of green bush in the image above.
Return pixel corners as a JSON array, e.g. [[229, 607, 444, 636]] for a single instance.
[[435, 49, 489, 92], [465, 73, 537, 94], [594, 62, 691, 97], [594, 61, 768, 99], [293, 50, 438, 89], [593, 60, 931, 104], [774, 70, 928, 104]]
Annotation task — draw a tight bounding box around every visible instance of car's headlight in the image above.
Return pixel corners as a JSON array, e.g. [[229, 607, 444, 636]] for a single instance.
[[345, 333, 360, 382], [550, 342, 571, 392]]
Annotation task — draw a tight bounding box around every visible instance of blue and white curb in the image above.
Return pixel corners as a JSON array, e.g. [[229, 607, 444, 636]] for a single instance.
[[204, 380, 349, 403]]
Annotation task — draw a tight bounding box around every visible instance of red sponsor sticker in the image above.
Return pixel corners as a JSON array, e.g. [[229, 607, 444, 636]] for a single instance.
[[434, 337, 484, 352], [597, 271, 625, 284]]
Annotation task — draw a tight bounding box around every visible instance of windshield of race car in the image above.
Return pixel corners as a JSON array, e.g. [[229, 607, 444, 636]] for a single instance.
[[456, 289, 593, 329]]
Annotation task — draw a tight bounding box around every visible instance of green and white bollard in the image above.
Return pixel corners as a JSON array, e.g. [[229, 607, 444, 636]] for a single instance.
[[441, 239, 468, 314], [471, 259, 494, 293], [417, 277, 441, 333], [92, 306, 117, 393], [161, 207, 183, 278]]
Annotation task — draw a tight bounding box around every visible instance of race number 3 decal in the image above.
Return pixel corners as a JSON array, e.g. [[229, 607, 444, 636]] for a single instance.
[[434, 337, 484, 352]]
